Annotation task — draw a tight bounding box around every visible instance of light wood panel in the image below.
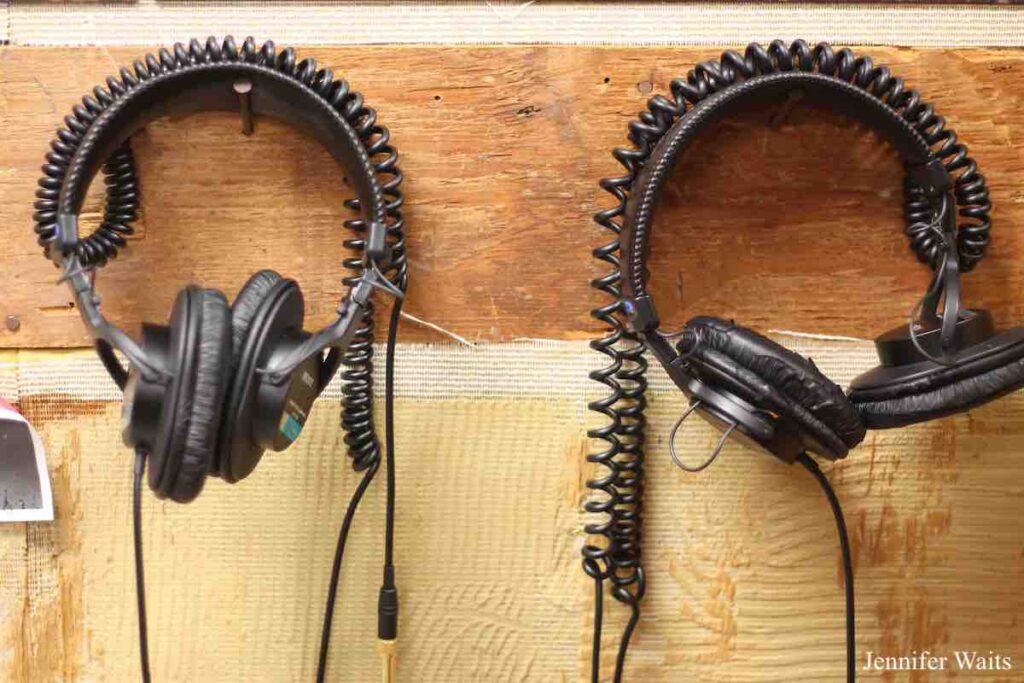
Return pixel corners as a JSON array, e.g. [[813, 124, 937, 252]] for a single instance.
[[1, 340, 1023, 681], [2, 47, 1024, 348]]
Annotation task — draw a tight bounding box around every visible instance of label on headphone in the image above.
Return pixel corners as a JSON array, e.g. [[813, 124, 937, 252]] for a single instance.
[[280, 414, 303, 442], [273, 367, 317, 449]]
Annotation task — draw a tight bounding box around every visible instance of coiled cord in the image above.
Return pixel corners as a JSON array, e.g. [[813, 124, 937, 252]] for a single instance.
[[339, 106, 407, 470], [584, 177, 648, 683], [584, 40, 990, 681]]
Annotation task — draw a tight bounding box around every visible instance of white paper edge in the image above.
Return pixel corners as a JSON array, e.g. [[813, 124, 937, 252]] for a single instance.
[[0, 406, 55, 523]]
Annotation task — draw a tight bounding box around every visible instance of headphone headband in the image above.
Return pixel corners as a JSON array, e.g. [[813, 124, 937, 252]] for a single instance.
[[37, 38, 398, 387], [57, 61, 383, 223], [621, 70, 948, 310]]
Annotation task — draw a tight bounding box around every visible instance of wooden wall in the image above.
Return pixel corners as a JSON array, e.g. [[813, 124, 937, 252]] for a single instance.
[[1, 45, 1023, 682], [3, 46, 1024, 347]]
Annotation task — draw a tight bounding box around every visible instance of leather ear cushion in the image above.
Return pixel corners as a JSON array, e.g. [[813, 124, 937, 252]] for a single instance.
[[686, 317, 867, 449], [849, 345, 1024, 428], [169, 289, 231, 503], [231, 270, 284, 362]]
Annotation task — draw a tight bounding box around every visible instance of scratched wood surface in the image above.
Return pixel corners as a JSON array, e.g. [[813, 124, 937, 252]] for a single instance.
[[2, 47, 1024, 347]]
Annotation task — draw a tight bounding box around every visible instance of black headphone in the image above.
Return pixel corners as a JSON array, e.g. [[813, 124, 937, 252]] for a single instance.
[[584, 40, 1015, 683], [34, 36, 404, 504], [621, 67, 1017, 465]]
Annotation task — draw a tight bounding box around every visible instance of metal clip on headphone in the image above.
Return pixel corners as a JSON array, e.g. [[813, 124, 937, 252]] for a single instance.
[[622, 70, 1018, 466], [33, 36, 401, 504]]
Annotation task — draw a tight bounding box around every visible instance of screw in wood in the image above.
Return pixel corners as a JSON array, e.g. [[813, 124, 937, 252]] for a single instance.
[[233, 79, 254, 136]]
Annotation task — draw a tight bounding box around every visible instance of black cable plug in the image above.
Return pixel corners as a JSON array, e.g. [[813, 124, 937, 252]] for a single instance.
[[377, 565, 399, 640], [378, 565, 399, 682]]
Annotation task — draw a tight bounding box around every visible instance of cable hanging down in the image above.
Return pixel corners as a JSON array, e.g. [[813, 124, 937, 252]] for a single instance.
[[798, 453, 855, 683], [584, 39, 990, 682]]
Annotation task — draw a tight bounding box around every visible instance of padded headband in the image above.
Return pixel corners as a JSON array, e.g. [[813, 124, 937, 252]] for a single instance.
[[621, 70, 946, 306], [57, 60, 383, 227]]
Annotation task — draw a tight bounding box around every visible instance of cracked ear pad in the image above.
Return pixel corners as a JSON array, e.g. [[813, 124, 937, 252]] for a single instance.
[[686, 317, 867, 452], [166, 288, 231, 503], [848, 335, 1024, 428], [231, 270, 284, 362]]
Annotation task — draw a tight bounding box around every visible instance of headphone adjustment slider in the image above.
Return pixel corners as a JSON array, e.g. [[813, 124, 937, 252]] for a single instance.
[[50, 214, 80, 265], [366, 220, 392, 268], [349, 277, 377, 308], [908, 158, 952, 198], [624, 295, 660, 333]]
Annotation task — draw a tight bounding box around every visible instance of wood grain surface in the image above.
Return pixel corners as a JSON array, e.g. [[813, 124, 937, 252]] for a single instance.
[[1, 43, 1023, 683], [2, 47, 1024, 348], [1, 338, 1023, 682]]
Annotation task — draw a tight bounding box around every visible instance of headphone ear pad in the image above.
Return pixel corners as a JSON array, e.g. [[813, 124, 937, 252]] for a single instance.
[[685, 316, 866, 456], [231, 270, 284, 362], [849, 328, 1024, 428], [159, 287, 231, 503], [215, 269, 299, 481]]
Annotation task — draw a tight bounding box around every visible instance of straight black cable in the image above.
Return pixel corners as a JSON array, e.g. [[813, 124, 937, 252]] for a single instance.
[[614, 601, 640, 683], [132, 448, 152, 683], [375, 295, 404, 681], [378, 296, 403, 631], [318, 292, 403, 681], [797, 452, 855, 683], [589, 578, 639, 683], [316, 460, 379, 682], [384, 298, 401, 570], [591, 578, 603, 683]]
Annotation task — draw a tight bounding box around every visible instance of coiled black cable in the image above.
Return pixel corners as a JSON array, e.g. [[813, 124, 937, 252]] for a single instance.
[[585, 40, 990, 681], [34, 36, 407, 680]]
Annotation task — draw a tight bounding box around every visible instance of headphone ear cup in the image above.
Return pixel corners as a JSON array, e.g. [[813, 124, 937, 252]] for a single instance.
[[849, 326, 1024, 428], [684, 316, 866, 458], [151, 286, 231, 503]]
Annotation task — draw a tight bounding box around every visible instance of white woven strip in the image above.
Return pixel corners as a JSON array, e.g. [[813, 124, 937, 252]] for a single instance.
[[0, 354, 19, 403], [0, 1, 9, 43], [8, 1, 1024, 47], [4, 336, 880, 402]]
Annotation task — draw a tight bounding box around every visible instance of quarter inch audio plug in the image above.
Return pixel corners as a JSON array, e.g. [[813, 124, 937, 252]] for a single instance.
[[378, 566, 399, 682]]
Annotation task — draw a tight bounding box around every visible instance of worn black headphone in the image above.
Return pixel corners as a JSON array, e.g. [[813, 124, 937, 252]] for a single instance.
[[36, 37, 401, 503], [585, 40, 1014, 683], [622, 70, 1014, 464], [34, 37, 406, 681]]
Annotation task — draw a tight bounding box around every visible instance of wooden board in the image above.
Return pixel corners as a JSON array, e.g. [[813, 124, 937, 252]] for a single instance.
[[2, 44, 1024, 683], [2, 338, 1023, 682], [2, 47, 1024, 348]]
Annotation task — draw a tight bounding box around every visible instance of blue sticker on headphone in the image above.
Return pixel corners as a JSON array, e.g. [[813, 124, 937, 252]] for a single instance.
[[280, 415, 303, 442]]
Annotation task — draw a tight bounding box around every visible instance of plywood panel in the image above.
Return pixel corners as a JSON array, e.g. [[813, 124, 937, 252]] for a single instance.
[[1, 340, 1022, 681], [3, 47, 1024, 348]]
